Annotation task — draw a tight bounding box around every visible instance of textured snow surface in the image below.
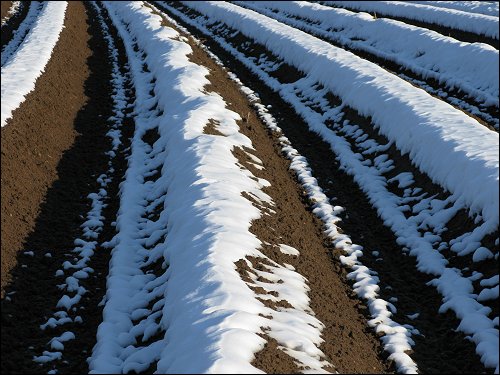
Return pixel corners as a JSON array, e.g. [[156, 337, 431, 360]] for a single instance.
[[183, 0, 499, 237], [322, 1, 499, 39], [1, 1, 67, 127], [1, 2, 43, 66], [240, 1, 499, 107], [172, 2, 499, 372], [407, 1, 499, 17], [90, 2, 333, 373]]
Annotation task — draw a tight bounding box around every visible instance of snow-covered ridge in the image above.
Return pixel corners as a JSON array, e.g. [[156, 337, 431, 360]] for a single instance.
[[1, 1, 67, 127], [239, 1, 499, 107], [182, 1, 499, 245], [321, 1, 499, 40], [160, 9, 419, 370], [2, 2, 44, 67], [169, 2, 499, 371], [407, 1, 499, 17], [91, 2, 333, 373]]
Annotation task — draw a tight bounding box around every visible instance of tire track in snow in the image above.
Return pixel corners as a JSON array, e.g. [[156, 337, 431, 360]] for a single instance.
[[156, 2, 498, 373]]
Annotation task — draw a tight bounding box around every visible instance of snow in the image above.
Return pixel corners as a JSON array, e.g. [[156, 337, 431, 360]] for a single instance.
[[322, 1, 499, 40], [159, 5, 419, 373], [239, 1, 499, 107], [182, 1, 499, 231], [170, 2, 499, 372], [472, 247, 495, 262], [90, 2, 335, 373], [1, 1, 67, 127], [407, 1, 499, 17], [279, 244, 300, 256], [1, 2, 44, 66]]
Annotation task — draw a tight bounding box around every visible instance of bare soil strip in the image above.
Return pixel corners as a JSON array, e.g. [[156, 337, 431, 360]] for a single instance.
[[155, 2, 494, 373], [238, 3, 498, 131], [319, 2, 499, 49], [1, 2, 133, 373], [0, 1, 12, 21]]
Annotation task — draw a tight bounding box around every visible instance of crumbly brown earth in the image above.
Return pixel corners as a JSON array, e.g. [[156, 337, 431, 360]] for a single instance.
[[1, 2, 134, 373], [1, 1, 90, 295], [0, 0, 11, 20]]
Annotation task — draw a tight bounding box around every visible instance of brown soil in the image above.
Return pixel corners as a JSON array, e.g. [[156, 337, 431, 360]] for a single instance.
[[1, 1, 90, 295], [1, 1, 11, 21], [1, 1, 134, 373], [151, 7, 390, 373]]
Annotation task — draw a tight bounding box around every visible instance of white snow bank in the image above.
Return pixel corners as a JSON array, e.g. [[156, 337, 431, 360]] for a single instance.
[[170, 2, 499, 372], [240, 1, 499, 107], [90, 2, 333, 373], [1, 1, 67, 127], [407, 1, 499, 17], [322, 1, 499, 40], [1, 2, 43, 66], [183, 0, 499, 248], [156, 11, 419, 371]]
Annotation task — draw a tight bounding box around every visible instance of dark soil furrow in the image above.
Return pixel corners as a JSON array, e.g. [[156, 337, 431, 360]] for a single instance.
[[1, 1, 134, 373], [154, 2, 494, 373]]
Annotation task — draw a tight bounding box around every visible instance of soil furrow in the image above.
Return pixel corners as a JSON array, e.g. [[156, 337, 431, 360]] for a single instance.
[[0, 1, 13, 21], [1, 1, 134, 373], [154, 2, 494, 373], [237, 3, 498, 131], [318, 2, 499, 49]]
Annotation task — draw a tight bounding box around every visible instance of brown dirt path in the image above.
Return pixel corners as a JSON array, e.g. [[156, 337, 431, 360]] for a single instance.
[[1, 1, 11, 21], [1, 1, 90, 295], [1, 1, 135, 373]]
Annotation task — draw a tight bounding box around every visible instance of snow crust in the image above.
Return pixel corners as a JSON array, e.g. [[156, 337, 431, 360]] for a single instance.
[[322, 1, 499, 39], [240, 1, 499, 107], [1, 2, 44, 66], [407, 1, 499, 17], [171, 2, 499, 371], [1, 1, 67, 127], [182, 0, 499, 245], [90, 2, 334, 373]]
